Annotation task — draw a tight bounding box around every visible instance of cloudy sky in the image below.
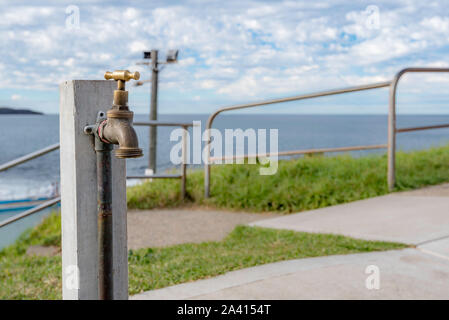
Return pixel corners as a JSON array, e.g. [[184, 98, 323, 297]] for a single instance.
[[0, 0, 448, 114]]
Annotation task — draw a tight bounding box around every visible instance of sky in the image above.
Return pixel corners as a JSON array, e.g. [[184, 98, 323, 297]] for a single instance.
[[0, 0, 448, 114]]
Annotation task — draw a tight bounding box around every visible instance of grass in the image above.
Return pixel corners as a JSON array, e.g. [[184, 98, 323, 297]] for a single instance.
[[0, 212, 407, 299], [0, 213, 62, 300], [128, 225, 406, 295], [127, 145, 449, 213], [2, 146, 447, 299]]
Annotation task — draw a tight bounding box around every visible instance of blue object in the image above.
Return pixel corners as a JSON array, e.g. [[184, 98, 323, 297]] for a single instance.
[[0, 197, 53, 213]]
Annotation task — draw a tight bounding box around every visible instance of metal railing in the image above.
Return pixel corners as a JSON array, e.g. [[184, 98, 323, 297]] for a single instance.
[[0, 121, 194, 228], [0, 145, 61, 228], [204, 81, 391, 197], [209, 144, 388, 162], [0, 143, 60, 172], [204, 67, 449, 197], [132, 121, 195, 198], [387, 67, 449, 190], [0, 197, 61, 228]]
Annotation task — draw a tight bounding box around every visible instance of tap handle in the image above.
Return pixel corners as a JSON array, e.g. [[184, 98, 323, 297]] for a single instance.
[[104, 70, 140, 82]]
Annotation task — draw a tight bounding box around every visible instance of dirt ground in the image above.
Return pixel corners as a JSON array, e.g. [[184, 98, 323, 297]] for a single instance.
[[127, 208, 276, 249]]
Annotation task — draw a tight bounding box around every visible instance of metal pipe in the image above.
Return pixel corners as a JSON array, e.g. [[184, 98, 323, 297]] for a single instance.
[[95, 138, 114, 300], [134, 121, 195, 127], [204, 81, 391, 198], [126, 174, 182, 179], [209, 144, 387, 162], [181, 126, 188, 199], [149, 49, 159, 174], [133, 121, 193, 199], [0, 197, 61, 229], [396, 123, 449, 133], [388, 80, 397, 191], [387, 67, 449, 191], [0, 143, 60, 172]]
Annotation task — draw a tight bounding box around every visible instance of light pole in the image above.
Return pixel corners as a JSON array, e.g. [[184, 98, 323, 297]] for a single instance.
[[136, 49, 179, 175]]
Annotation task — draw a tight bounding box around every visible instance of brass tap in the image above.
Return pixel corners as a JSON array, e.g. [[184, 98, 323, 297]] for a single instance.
[[100, 70, 143, 159], [104, 70, 140, 108], [104, 70, 140, 81]]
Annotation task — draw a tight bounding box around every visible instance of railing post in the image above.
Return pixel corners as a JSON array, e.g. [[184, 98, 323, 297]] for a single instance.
[[181, 125, 187, 199], [204, 128, 211, 198], [388, 80, 397, 191], [148, 50, 159, 175], [59, 80, 128, 300]]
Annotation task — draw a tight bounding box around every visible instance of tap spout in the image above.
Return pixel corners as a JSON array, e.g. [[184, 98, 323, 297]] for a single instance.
[[100, 111, 143, 158]]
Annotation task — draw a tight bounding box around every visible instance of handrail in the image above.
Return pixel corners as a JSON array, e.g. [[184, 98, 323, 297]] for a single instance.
[[131, 120, 194, 198], [0, 143, 60, 172], [210, 144, 387, 162], [127, 174, 182, 179], [204, 81, 392, 197], [387, 67, 449, 190], [203, 67, 449, 197], [134, 121, 196, 127], [0, 196, 61, 228], [396, 123, 449, 133], [0, 145, 61, 229]]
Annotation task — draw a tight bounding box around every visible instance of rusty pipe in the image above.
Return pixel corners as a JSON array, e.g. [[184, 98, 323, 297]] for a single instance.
[[95, 136, 113, 300]]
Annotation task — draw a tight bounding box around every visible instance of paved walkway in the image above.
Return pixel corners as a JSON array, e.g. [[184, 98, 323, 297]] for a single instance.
[[133, 249, 449, 300], [250, 194, 449, 245], [133, 184, 449, 299]]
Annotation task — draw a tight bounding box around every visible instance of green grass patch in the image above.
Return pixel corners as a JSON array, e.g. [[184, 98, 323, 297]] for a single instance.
[[0, 212, 62, 300], [127, 145, 449, 213], [128, 225, 406, 295], [0, 213, 407, 299]]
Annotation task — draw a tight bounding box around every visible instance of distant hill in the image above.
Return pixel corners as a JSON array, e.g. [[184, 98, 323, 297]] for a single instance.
[[0, 107, 43, 115]]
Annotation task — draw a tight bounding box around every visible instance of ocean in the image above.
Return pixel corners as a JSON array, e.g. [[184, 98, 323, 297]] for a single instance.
[[1, 113, 449, 248]]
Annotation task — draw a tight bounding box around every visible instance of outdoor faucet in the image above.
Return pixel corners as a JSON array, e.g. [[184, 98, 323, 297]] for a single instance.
[[83, 70, 143, 299], [98, 70, 143, 158]]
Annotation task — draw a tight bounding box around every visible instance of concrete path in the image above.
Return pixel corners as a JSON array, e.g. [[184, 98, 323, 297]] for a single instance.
[[132, 249, 449, 300], [132, 184, 449, 299], [249, 194, 449, 244]]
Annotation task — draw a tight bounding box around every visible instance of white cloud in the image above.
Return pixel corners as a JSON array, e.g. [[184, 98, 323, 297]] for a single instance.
[[421, 16, 449, 33], [0, 1, 448, 113], [0, 6, 55, 27], [11, 94, 21, 100]]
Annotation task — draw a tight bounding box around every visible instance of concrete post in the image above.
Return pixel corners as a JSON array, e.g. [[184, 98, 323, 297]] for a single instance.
[[59, 80, 128, 300]]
